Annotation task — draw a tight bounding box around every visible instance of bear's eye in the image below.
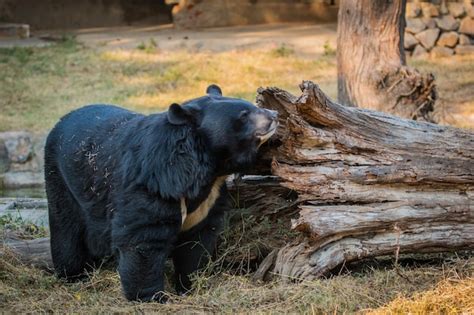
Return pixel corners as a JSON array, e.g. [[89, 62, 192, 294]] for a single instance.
[[239, 110, 249, 123]]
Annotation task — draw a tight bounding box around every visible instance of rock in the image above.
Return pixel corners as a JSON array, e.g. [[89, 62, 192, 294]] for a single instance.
[[422, 17, 437, 29], [455, 44, 474, 54], [431, 46, 454, 57], [435, 14, 460, 31], [406, 18, 427, 34], [459, 17, 474, 35], [459, 34, 472, 45], [440, 1, 449, 15], [406, 2, 422, 18], [2, 171, 45, 188], [467, 2, 474, 18], [0, 141, 9, 173], [421, 2, 440, 17], [447, 2, 466, 18], [437, 31, 459, 47], [415, 28, 441, 50], [412, 44, 428, 58], [0, 132, 33, 164], [404, 32, 419, 50]]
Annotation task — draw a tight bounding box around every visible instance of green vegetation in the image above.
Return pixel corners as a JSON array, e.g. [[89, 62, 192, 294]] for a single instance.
[[323, 40, 336, 57], [0, 213, 48, 239], [136, 38, 158, 53], [270, 43, 295, 57]]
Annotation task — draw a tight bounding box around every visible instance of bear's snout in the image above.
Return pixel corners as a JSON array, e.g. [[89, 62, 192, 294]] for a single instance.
[[253, 109, 278, 145]]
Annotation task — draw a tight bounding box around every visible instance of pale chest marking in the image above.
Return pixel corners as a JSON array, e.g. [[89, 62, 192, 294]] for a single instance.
[[180, 176, 227, 232]]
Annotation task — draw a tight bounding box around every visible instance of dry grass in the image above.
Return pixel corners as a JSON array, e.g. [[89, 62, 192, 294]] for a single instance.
[[411, 55, 474, 129], [0, 37, 336, 132], [368, 277, 474, 315], [1, 213, 473, 314], [1, 37, 472, 132]]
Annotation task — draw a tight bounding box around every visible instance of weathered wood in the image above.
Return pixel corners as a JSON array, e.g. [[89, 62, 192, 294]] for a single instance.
[[1, 237, 52, 270], [254, 81, 473, 281], [337, 0, 437, 121]]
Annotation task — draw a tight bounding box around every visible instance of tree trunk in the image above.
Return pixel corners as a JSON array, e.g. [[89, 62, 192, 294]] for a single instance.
[[337, 0, 437, 121], [252, 81, 473, 280], [2, 82, 473, 281]]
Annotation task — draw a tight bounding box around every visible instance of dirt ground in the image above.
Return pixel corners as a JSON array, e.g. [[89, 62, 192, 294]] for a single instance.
[[5, 23, 337, 57]]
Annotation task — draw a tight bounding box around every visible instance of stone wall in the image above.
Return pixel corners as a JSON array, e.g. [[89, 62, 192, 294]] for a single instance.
[[405, 0, 474, 57], [172, 0, 339, 29], [0, 132, 45, 189]]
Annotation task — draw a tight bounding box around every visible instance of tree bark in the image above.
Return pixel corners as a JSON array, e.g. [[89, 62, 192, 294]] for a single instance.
[[337, 0, 437, 121], [252, 81, 473, 280]]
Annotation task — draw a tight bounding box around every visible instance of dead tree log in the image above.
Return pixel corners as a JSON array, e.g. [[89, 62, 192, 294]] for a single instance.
[[337, 0, 437, 121], [1, 236, 52, 270], [252, 81, 473, 280]]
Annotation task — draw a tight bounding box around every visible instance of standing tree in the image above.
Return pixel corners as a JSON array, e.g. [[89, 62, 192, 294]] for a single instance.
[[337, 0, 437, 121]]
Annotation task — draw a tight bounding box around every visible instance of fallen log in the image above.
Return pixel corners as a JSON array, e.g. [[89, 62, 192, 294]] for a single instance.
[[251, 81, 473, 280], [1, 236, 52, 270]]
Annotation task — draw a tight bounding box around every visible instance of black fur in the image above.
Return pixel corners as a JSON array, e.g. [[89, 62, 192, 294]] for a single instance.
[[45, 85, 277, 302]]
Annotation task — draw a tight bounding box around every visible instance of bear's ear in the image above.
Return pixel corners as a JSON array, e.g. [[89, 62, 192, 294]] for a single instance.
[[167, 103, 193, 125], [206, 84, 222, 96]]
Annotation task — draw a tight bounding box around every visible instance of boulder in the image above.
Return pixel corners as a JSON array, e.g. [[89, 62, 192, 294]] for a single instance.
[[447, 2, 466, 18], [421, 2, 440, 17], [406, 18, 427, 34], [406, 2, 422, 18], [459, 17, 474, 35], [431, 46, 454, 57], [412, 44, 429, 58], [415, 28, 441, 50], [459, 34, 472, 45], [437, 31, 459, 47], [404, 32, 419, 50], [0, 132, 33, 164], [435, 14, 460, 31], [455, 44, 474, 54]]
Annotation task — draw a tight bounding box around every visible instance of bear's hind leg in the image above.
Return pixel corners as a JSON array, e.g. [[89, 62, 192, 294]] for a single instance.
[[46, 168, 94, 280]]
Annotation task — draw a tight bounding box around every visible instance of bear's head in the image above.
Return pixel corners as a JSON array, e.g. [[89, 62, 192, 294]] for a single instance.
[[167, 84, 278, 174]]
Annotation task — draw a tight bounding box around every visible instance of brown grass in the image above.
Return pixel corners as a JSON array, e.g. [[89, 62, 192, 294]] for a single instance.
[[1, 38, 472, 132], [368, 277, 474, 314], [1, 214, 473, 314]]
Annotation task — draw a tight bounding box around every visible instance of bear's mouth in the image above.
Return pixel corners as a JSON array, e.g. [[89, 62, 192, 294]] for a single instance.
[[256, 120, 278, 145]]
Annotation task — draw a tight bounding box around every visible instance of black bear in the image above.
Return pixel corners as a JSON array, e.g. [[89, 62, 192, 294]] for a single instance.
[[44, 85, 278, 302]]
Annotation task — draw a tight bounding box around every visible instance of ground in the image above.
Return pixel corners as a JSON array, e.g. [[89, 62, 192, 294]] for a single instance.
[[0, 23, 473, 313], [0, 23, 473, 131]]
